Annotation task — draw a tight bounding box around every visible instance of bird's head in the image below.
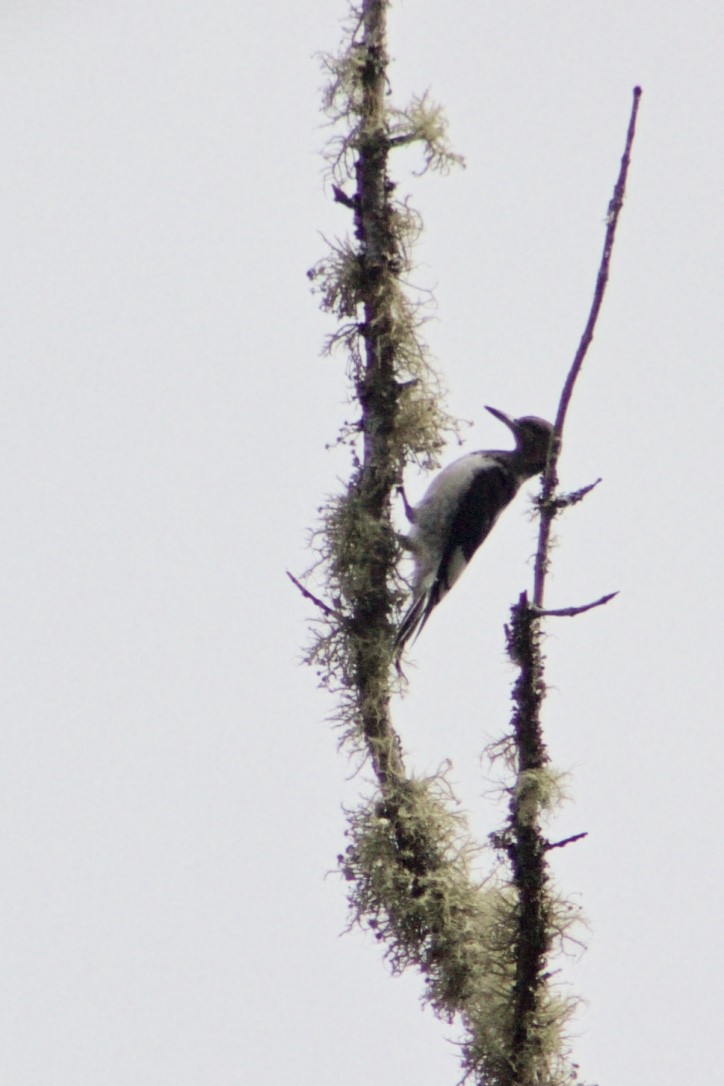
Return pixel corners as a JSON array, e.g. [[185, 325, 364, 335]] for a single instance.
[[485, 406, 555, 475]]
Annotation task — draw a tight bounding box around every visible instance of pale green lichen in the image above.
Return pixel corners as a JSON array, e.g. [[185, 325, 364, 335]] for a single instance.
[[341, 776, 505, 1001], [514, 767, 569, 826], [390, 91, 466, 175], [342, 776, 586, 1086]]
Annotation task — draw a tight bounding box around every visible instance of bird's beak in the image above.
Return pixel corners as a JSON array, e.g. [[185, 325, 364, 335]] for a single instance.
[[484, 405, 519, 434]]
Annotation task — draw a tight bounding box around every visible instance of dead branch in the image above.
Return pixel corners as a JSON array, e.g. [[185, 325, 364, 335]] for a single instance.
[[534, 591, 619, 618], [534, 86, 642, 608], [286, 570, 340, 619]]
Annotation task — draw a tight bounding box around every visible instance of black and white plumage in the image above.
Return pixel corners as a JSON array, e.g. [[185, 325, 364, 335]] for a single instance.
[[395, 406, 554, 653]]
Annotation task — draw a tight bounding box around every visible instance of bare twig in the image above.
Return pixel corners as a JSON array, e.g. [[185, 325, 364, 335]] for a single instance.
[[546, 831, 589, 851], [541, 477, 602, 511], [332, 184, 356, 209], [286, 570, 340, 619], [534, 591, 619, 618], [534, 86, 642, 608]]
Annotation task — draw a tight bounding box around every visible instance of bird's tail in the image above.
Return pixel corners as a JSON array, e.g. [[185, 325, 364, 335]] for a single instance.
[[394, 590, 434, 656]]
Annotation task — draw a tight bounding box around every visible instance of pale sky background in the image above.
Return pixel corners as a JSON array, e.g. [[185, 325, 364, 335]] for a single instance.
[[1, 2, 722, 1083]]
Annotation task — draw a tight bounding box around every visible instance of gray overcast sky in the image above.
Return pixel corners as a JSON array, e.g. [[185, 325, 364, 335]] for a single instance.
[[1, 1, 722, 1083]]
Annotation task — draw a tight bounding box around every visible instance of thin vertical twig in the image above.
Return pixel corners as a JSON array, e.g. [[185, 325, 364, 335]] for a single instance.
[[534, 86, 642, 607]]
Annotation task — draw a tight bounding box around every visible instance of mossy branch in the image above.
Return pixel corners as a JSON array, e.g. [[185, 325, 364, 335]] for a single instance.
[[305, 0, 459, 781], [307, 12, 531, 1060]]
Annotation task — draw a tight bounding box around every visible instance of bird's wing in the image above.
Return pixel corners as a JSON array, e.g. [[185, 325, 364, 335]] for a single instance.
[[426, 461, 517, 611], [395, 455, 523, 655]]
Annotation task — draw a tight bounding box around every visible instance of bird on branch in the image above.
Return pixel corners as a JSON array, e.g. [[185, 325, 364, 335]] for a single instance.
[[395, 406, 554, 655]]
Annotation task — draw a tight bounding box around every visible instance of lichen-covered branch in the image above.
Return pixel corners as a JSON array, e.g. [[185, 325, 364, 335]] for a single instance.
[[501, 595, 556, 1086], [309, 10, 512, 1044], [307, 0, 457, 784]]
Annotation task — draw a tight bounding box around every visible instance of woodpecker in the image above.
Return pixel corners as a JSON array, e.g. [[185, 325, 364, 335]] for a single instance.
[[395, 406, 554, 654]]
